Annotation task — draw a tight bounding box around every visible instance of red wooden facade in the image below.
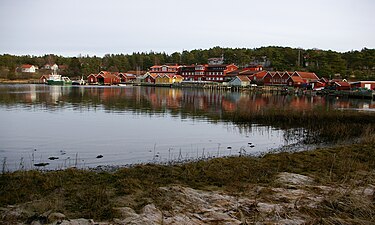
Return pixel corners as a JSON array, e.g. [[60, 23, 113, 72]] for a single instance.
[[177, 63, 238, 82], [287, 76, 304, 87], [351, 81, 375, 90], [86, 71, 120, 85], [144, 73, 158, 84], [39, 75, 49, 83], [262, 72, 273, 85], [270, 72, 282, 84], [87, 74, 97, 84], [332, 81, 351, 90], [150, 65, 179, 75], [118, 73, 137, 83]]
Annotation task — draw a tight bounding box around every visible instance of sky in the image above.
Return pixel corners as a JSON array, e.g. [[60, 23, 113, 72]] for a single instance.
[[0, 0, 374, 56]]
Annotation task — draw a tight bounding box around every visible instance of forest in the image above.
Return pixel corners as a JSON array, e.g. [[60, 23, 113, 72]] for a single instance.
[[0, 46, 374, 80]]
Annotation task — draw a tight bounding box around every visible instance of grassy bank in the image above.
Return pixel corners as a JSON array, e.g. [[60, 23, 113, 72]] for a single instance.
[[1, 137, 374, 222], [0, 79, 36, 84]]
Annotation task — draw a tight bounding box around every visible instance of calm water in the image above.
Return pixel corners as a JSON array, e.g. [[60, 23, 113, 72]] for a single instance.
[[0, 84, 373, 171]]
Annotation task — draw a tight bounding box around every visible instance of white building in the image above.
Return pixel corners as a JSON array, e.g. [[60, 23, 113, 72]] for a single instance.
[[229, 75, 251, 87], [51, 64, 59, 71], [21, 64, 37, 73]]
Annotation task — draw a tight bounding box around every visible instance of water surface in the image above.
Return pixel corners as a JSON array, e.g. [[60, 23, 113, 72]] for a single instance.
[[0, 84, 373, 171]]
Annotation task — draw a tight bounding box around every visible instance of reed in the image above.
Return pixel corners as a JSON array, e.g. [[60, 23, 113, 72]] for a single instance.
[[224, 107, 375, 143]]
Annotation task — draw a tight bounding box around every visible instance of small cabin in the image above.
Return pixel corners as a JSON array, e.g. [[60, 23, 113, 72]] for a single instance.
[[331, 81, 351, 90], [229, 76, 251, 87], [87, 74, 97, 84], [287, 76, 305, 87], [351, 81, 375, 90], [39, 75, 49, 84]]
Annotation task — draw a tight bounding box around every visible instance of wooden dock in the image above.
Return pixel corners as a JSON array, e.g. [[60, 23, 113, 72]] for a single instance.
[[318, 89, 375, 100]]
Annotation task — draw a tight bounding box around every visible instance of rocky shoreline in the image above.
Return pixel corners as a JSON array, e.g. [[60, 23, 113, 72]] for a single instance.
[[2, 172, 374, 225]]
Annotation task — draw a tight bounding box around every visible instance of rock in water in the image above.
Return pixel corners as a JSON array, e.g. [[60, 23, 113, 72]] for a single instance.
[[34, 162, 49, 167]]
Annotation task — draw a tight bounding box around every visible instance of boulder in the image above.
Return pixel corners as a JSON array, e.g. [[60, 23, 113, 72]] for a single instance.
[[59, 218, 95, 225], [114, 204, 162, 225], [48, 212, 66, 223], [276, 172, 313, 187], [1, 207, 35, 223]]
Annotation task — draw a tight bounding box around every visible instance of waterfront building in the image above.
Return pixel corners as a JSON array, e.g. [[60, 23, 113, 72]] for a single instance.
[[350, 81, 375, 90], [155, 74, 183, 84], [86, 71, 121, 85], [229, 75, 251, 87], [205, 64, 238, 82], [180, 65, 205, 81], [118, 73, 137, 83], [150, 64, 179, 76], [292, 71, 319, 83], [142, 72, 158, 84]]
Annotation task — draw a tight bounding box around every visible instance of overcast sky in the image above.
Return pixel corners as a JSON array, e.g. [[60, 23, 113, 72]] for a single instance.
[[0, 0, 374, 56]]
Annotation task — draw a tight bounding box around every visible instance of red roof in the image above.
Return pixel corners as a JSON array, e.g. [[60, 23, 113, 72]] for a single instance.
[[294, 71, 319, 80], [151, 65, 179, 69], [283, 71, 294, 76], [335, 81, 350, 87], [270, 71, 282, 76], [251, 71, 268, 79], [237, 75, 250, 82], [148, 73, 160, 78], [289, 76, 304, 83], [21, 64, 34, 68], [96, 71, 119, 79], [239, 70, 258, 75], [171, 75, 183, 79]]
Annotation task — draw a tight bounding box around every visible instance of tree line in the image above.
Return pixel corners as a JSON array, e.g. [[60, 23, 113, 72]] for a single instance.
[[0, 46, 374, 80]]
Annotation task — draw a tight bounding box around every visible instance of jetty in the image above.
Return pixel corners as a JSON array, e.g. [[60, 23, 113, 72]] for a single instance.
[[318, 89, 375, 100]]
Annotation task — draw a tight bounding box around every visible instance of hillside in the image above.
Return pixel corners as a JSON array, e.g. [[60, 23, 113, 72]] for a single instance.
[[1, 46, 374, 80]]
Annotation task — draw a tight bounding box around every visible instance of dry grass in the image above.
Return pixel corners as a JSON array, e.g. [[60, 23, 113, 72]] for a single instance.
[[302, 187, 375, 224], [1, 135, 375, 222]]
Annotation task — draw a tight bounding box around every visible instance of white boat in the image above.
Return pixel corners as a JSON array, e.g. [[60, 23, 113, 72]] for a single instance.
[[72, 77, 86, 85], [47, 74, 72, 85]]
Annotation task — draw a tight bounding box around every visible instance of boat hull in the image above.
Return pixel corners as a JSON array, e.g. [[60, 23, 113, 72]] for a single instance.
[[47, 80, 72, 85]]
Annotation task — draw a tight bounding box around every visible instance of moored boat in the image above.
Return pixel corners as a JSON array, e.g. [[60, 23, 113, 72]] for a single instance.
[[47, 74, 72, 85], [72, 77, 86, 85]]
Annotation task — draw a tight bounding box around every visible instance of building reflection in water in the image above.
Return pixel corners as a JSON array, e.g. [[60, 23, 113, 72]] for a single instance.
[[1, 84, 374, 116]]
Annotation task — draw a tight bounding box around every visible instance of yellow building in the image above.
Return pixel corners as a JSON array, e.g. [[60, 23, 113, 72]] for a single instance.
[[155, 74, 183, 84]]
